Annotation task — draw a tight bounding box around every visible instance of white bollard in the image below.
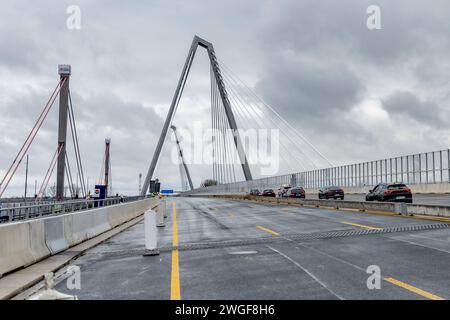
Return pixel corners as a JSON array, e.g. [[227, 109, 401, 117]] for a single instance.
[[143, 210, 160, 256], [162, 199, 168, 218], [156, 201, 166, 227]]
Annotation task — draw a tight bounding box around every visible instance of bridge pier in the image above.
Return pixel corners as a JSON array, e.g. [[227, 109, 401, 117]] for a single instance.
[[56, 65, 71, 200]]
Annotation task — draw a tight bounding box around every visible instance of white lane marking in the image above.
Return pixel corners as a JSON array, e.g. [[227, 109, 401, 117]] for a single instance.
[[266, 245, 344, 300], [228, 251, 258, 255], [380, 235, 450, 255], [408, 233, 450, 243], [293, 242, 366, 272]]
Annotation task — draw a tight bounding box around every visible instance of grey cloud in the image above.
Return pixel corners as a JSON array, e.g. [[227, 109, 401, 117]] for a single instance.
[[1, 0, 450, 194], [382, 91, 447, 127]]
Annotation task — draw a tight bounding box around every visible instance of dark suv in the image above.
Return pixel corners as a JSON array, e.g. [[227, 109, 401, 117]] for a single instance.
[[365, 183, 412, 203], [249, 189, 260, 196], [286, 187, 306, 198], [318, 186, 344, 200]]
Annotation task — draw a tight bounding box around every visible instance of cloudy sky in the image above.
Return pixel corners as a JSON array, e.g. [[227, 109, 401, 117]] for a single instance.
[[1, 0, 450, 196]]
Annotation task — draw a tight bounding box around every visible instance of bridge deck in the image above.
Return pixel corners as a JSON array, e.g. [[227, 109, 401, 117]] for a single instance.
[[55, 197, 450, 300]]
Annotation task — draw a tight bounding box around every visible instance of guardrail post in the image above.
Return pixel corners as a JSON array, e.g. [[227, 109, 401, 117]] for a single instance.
[[395, 203, 408, 216], [143, 210, 160, 256]]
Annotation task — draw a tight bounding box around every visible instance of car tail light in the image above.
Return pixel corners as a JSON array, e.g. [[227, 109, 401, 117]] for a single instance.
[[384, 190, 392, 195], [405, 188, 411, 193]]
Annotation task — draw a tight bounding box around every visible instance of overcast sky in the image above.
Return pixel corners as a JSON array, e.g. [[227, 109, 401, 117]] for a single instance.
[[1, 0, 450, 196]]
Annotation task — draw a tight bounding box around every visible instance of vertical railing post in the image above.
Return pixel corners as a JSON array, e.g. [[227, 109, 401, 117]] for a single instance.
[[375, 161, 378, 184], [448, 149, 450, 183], [432, 152, 436, 184], [406, 155, 410, 184], [389, 158, 393, 183]]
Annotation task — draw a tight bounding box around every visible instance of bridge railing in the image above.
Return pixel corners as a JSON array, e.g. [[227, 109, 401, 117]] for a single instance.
[[0, 196, 143, 224], [185, 149, 450, 194]]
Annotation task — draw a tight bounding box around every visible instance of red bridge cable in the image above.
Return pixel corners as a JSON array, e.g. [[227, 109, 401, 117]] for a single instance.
[[0, 80, 62, 190], [0, 78, 66, 198], [36, 144, 63, 202]]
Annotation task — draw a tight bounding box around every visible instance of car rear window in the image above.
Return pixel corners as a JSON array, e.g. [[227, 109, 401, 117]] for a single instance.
[[291, 188, 304, 192], [388, 184, 407, 190]]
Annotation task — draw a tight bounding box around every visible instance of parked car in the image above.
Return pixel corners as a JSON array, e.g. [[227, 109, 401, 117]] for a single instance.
[[277, 184, 292, 198], [318, 186, 345, 200], [249, 189, 260, 196], [365, 183, 412, 203], [286, 187, 306, 198], [261, 189, 276, 197]]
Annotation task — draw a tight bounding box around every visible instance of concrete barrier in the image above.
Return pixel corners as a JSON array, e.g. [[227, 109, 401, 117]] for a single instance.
[[64, 209, 110, 247], [194, 193, 450, 218], [44, 217, 69, 255], [106, 199, 153, 228], [0, 223, 34, 277], [407, 204, 450, 217], [0, 198, 157, 278], [251, 197, 396, 213], [29, 220, 51, 262]]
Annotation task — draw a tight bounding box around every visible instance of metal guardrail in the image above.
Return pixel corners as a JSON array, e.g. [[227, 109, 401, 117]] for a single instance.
[[0, 196, 143, 224], [186, 149, 450, 194]]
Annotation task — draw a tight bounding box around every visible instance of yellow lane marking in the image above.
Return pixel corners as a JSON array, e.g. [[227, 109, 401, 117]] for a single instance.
[[340, 221, 383, 231], [384, 277, 445, 300], [171, 202, 180, 300], [229, 213, 236, 218], [256, 225, 280, 236]]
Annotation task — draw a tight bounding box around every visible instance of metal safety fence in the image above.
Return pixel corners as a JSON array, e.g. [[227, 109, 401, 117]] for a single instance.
[[0, 196, 143, 224], [186, 149, 450, 194]]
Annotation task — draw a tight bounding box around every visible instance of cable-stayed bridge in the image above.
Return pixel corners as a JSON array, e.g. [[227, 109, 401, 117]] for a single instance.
[[1, 36, 450, 301]]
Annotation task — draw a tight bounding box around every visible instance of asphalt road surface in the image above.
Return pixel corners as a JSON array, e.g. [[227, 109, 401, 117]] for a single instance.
[[55, 197, 450, 300]]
